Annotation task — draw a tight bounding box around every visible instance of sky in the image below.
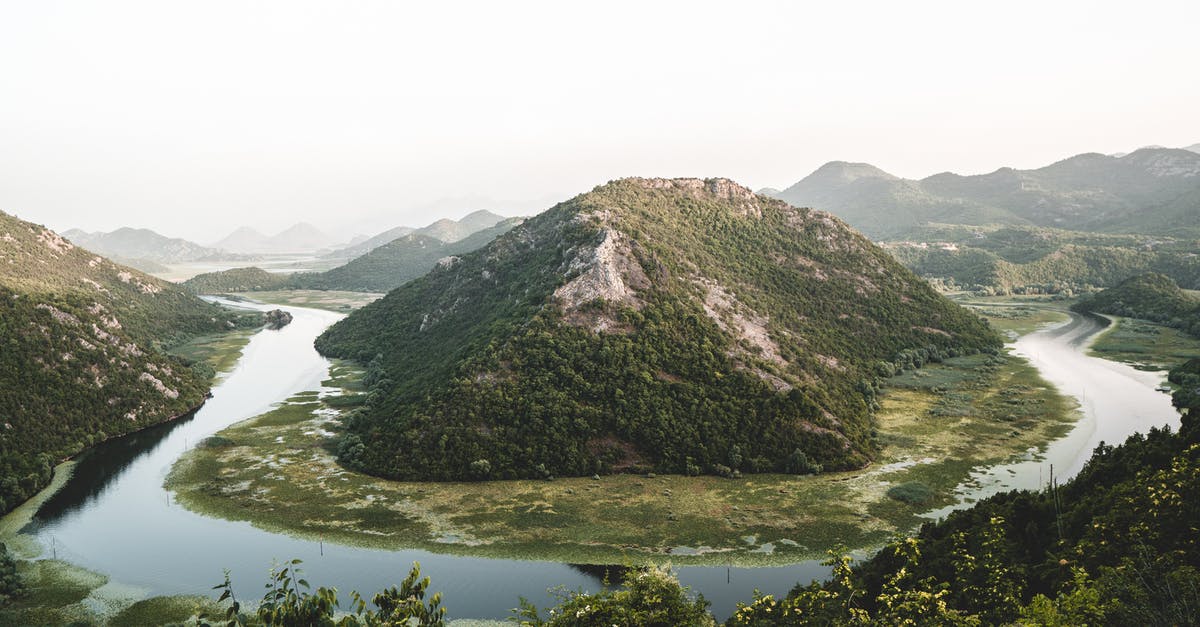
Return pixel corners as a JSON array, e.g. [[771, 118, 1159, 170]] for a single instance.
[[2, 0, 1198, 243]]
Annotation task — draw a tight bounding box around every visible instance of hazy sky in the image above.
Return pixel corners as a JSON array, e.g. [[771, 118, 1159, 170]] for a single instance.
[[2, 0, 1198, 243]]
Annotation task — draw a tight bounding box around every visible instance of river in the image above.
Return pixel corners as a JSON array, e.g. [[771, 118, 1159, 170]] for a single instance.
[[11, 305, 1180, 622]]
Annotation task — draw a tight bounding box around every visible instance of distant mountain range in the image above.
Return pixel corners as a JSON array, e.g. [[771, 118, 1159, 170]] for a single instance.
[[210, 222, 339, 254], [323, 210, 508, 259], [185, 218, 524, 294], [64, 227, 223, 264], [768, 146, 1200, 239]]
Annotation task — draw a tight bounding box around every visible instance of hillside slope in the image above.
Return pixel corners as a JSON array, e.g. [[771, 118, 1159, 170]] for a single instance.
[[315, 178, 999, 481], [0, 211, 254, 514]]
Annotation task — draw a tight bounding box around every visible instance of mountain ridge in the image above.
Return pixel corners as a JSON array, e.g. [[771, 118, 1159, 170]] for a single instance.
[[770, 146, 1200, 239]]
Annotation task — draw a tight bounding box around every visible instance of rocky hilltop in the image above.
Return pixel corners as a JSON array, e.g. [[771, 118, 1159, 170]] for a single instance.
[[315, 178, 1000, 481]]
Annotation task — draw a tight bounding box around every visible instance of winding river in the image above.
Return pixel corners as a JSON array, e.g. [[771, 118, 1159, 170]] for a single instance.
[[9, 304, 1181, 622]]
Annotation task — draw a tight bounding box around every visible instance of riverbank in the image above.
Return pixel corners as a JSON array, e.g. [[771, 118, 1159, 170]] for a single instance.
[[166, 340, 1075, 566]]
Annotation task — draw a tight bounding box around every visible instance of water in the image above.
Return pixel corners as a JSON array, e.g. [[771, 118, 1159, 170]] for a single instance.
[[18, 300, 828, 621], [923, 312, 1180, 519]]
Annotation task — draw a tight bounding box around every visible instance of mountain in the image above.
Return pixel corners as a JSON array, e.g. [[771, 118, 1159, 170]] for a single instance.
[[211, 226, 270, 254], [210, 223, 336, 254], [63, 227, 221, 263], [0, 211, 255, 515], [771, 147, 1200, 239], [773, 162, 1025, 239], [324, 210, 509, 260], [264, 222, 336, 252], [1183, 142, 1200, 154], [294, 218, 522, 292], [314, 178, 1000, 482]]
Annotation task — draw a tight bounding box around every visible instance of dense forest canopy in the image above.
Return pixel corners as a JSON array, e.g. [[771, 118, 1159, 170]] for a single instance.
[[315, 178, 1000, 481]]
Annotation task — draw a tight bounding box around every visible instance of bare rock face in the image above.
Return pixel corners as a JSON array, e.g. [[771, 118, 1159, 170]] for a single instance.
[[554, 228, 649, 332]]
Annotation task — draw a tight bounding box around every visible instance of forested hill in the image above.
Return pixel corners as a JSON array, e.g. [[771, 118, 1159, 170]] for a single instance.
[[0, 211, 254, 515], [1071, 273, 1200, 337], [315, 178, 1000, 482]]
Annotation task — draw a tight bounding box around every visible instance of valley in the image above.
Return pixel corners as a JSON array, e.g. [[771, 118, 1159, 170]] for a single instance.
[[2, 173, 1196, 624]]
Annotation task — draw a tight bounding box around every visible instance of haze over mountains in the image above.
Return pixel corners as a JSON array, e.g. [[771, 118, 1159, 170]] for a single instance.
[[770, 145, 1200, 239], [185, 211, 520, 294], [63, 227, 225, 265], [210, 222, 340, 255], [323, 210, 508, 260]]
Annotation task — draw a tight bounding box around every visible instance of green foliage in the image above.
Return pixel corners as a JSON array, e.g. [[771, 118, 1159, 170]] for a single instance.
[[204, 560, 444, 626], [0, 211, 251, 516], [512, 565, 714, 627], [885, 481, 934, 505], [0, 544, 23, 608], [316, 179, 999, 481], [889, 230, 1200, 296], [1073, 273, 1200, 338]]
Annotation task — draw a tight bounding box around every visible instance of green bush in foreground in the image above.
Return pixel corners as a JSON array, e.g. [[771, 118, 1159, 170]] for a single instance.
[[512, 565, 714, 627], [203, 560, 444, 627]]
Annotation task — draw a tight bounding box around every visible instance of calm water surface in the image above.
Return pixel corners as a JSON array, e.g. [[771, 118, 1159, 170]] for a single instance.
[[15, 305, 1178, 620]]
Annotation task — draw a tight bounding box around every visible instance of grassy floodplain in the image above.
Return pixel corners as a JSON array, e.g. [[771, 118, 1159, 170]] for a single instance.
[[167, 333, 1075, 566], [1088, 314, 1200, 370]]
